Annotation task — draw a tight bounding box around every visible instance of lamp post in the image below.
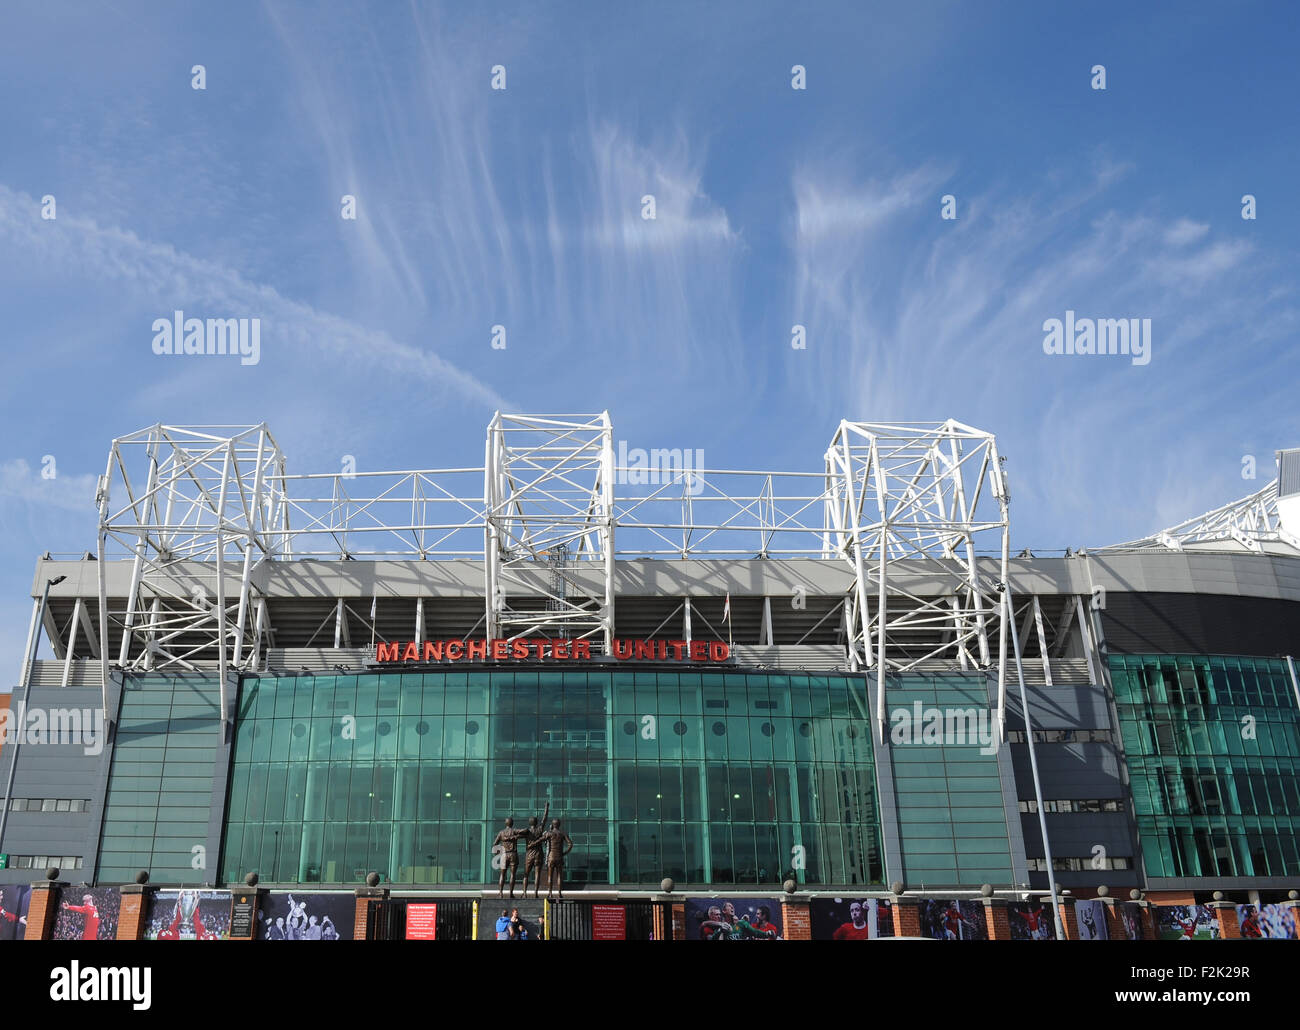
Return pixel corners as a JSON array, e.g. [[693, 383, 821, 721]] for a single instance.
[[0, 575, 68, 861], [1005, 587, 1066, 941]]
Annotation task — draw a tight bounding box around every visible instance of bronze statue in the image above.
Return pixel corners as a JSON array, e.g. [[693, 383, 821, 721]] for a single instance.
[[522, 801, 551, 898], [539, 817, 574, 899], [492, 816, 526, 898]]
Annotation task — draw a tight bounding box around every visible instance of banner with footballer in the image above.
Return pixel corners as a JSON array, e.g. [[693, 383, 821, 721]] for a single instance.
[[809, 898, 893, 939], [684, 898, 782, 940]]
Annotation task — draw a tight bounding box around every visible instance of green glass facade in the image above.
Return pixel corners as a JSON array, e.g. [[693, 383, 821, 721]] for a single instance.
[[218, 669, 883, 888], [1110, 654, 1300, 878], [96, 674, 222, 885], [885, 675, 1018, 886]]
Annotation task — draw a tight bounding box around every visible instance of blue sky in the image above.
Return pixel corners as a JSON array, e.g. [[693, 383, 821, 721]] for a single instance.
[[1, 1, 1297, 666]]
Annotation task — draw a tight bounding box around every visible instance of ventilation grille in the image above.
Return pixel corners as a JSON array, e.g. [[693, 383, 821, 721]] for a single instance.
[[1278, 448, 1300, 499]]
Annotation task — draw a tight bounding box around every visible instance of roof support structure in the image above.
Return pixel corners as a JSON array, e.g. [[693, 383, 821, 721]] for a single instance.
[[84, 415, 1024, 703], [823, 420, 1011, 740], [1105, 461, 1299, 555], [484, 413, 615, 651], [96, 425, 287, 705]]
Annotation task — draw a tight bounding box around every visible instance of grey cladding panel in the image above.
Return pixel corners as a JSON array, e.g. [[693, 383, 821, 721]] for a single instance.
[[1100, 592, 1300, 656]]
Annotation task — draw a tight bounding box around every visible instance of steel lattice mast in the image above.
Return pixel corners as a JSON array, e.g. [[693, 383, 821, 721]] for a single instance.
[[823, 420, 1011, 740], [95, 425, 288, 720], [483, 413, 616, 651]]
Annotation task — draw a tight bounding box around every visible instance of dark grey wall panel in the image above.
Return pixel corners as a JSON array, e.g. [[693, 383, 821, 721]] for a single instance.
[[0, 685, 113, 885], [1100, 593, 1300, 657], [1006, 683, 1112, 729], [1010, 743, 1125, 797]]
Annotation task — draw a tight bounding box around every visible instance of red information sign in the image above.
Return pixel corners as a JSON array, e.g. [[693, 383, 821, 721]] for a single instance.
[[592, 904, 626, 941], [405, 903, 438, 940]]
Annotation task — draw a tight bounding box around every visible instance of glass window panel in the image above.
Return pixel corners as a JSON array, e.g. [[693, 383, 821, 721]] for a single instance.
[[465, 673, 490, 714], [244, 765, 269, 822], [263, 765, 288, 823], [443, 673, 468, 715], [354, 675, 379, 716], [421, 674, 445, 714], [730, 767, 756, 821], [266, 719, 291, 763], [271, 679, 294, 719], [299, 677, 324, 718], [344, 822, 370, 880], [347, 765, 372, 821]]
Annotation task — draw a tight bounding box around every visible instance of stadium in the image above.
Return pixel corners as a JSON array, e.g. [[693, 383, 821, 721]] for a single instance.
[[2, 414, 1299, 940]]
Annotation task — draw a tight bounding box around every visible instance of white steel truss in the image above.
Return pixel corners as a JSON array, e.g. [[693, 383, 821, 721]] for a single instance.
[[484, 413, 615, 649], [1104, 477, 1300, 555], [96, 425, 289, 719], [823, 420, 1011, 738], [92, 416, 1016, 723]]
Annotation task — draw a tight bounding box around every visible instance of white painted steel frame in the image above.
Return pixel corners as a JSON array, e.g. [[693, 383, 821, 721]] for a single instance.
[[94, 417, 1014, 735], [484, 412, 616, 651], [824, 420, 1011, 739], [1105, 477, 1298, 554]]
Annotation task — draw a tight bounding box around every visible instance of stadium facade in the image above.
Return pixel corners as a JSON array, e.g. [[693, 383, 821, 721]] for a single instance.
[[2, 415, 1300, 925]]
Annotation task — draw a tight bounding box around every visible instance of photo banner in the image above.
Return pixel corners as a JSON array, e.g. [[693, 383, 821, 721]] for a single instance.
[[1007, 902, 1055, 940], [0, 885, 32, 942], [1155, 904, 1220, 940], [918, 899, 988, 940], [809, 898, 893, 940], [684, 898, 782, 940], [146, 890, 232, 940], [51, 886, 120, 941], [1075, 899, 1109, 940], [1236, 904, 1297, 939], [256, 892, 353, 940]]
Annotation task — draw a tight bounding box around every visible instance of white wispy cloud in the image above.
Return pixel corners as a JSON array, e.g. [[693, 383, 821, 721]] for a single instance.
[[264, 4, 747, 393], [786, 160, 1296, 548], [1143, 239, 1252, 288], [0, 459, 96, 512], [0, 184, 511, 411], [1165, 218, 1210, 247]]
